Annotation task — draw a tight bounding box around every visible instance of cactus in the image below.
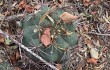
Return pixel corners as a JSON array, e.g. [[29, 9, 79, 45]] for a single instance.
[[21, 5, 78, 63]]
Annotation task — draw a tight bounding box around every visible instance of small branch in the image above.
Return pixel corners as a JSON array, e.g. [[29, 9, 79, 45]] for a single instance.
[[96, 57, 110, 67], [0, 30, 58, 70], [88, 32, 110, 36], [0, 14, 24, 21]]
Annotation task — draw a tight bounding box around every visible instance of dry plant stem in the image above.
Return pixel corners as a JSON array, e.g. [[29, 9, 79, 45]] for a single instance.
[[0, 30, 58, 70], [88, 32, 110, 36], [96, 57, 110, 67], [0, 15, 6, 29], [3, 48, 13, 66], [0, 14, 24, 21]]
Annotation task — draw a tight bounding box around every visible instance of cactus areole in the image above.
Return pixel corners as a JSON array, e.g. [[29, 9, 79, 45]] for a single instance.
[[21, 5, 78, 62]]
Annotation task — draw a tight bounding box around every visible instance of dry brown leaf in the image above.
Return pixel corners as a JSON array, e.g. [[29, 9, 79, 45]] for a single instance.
[[16, 51, 21, 60], [10, 54, 17, 64], [83, 0, 91, 6], [41, 35, 51, 47], [93, 0, 101, 5], [83, 24, 89, 33], [91, 11, 97, 15], [87, 58, 98, 64], [107, 24, 110, 30], [102, 47, 108, 53], [0, 34, 4, 43], [60, 12, 78, 23], [9, 51, 20, 65], [40, 28, 51, 47], [18, 0, 26, 9], [85, 64, 89, 70], [4, 11, 10, 16], [84, 37, 92, 47], [77, 25, 84, 33], [19, 0, 35, 12], [14, 67, 21, 70], [25, 5, 34, 13], [56, 64, 62, 70], [44, 28, 51, 36], [50, 5, 57, 11], [34, 5, 41, 10]]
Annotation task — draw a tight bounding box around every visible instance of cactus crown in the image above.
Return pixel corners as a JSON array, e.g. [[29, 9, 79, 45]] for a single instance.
[[21, 5, 78, 62]]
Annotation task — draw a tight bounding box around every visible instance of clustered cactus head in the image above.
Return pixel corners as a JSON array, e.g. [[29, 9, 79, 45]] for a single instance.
[[21, 5, 78, 62]]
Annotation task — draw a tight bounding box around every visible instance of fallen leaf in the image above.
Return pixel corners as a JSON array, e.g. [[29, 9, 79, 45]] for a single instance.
[[40, 35, 51, 47], [25, 5, 34, 13], [15, 67, 21, 70], [4, 11, 10, 16], [9, 51, 20, 65], [34, 4, 41, 10], [16, 51, 21, 60], [18, 0, 26, 9], [10, 54, 17, 64], [84, 37, 92, 48], [83, 24, 89, 33], [85, 64, 89, 70], [83, 0, 91, 6], [87, 58, 98, 64], [60, 12, 78, 23], [93, 0, 101, 5], [50, 5, 57, 11], [90, 48, 99, 59], [41, 28, 51, 47], [56, 64, 62, 70], [0, 34, 4, 43], [91, 11, 97, 15], [44, 28, 51, 36], [102, 47, 108, 53], [107, 24, 110, 30]]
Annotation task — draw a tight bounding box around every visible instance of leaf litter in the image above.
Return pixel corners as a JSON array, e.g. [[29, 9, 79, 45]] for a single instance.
[[0, 0, 110, 70]]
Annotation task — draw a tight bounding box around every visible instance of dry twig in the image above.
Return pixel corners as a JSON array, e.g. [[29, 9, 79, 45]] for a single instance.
[[0, 30, 58, 70], [88, 32, 110, 36]]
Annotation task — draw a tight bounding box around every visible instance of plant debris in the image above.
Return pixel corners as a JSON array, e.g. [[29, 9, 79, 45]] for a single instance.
[[0, 0, 110, 70]]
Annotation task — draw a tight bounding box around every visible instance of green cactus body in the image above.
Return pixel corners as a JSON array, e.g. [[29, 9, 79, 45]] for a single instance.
[[21, 5, 78, 63]]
